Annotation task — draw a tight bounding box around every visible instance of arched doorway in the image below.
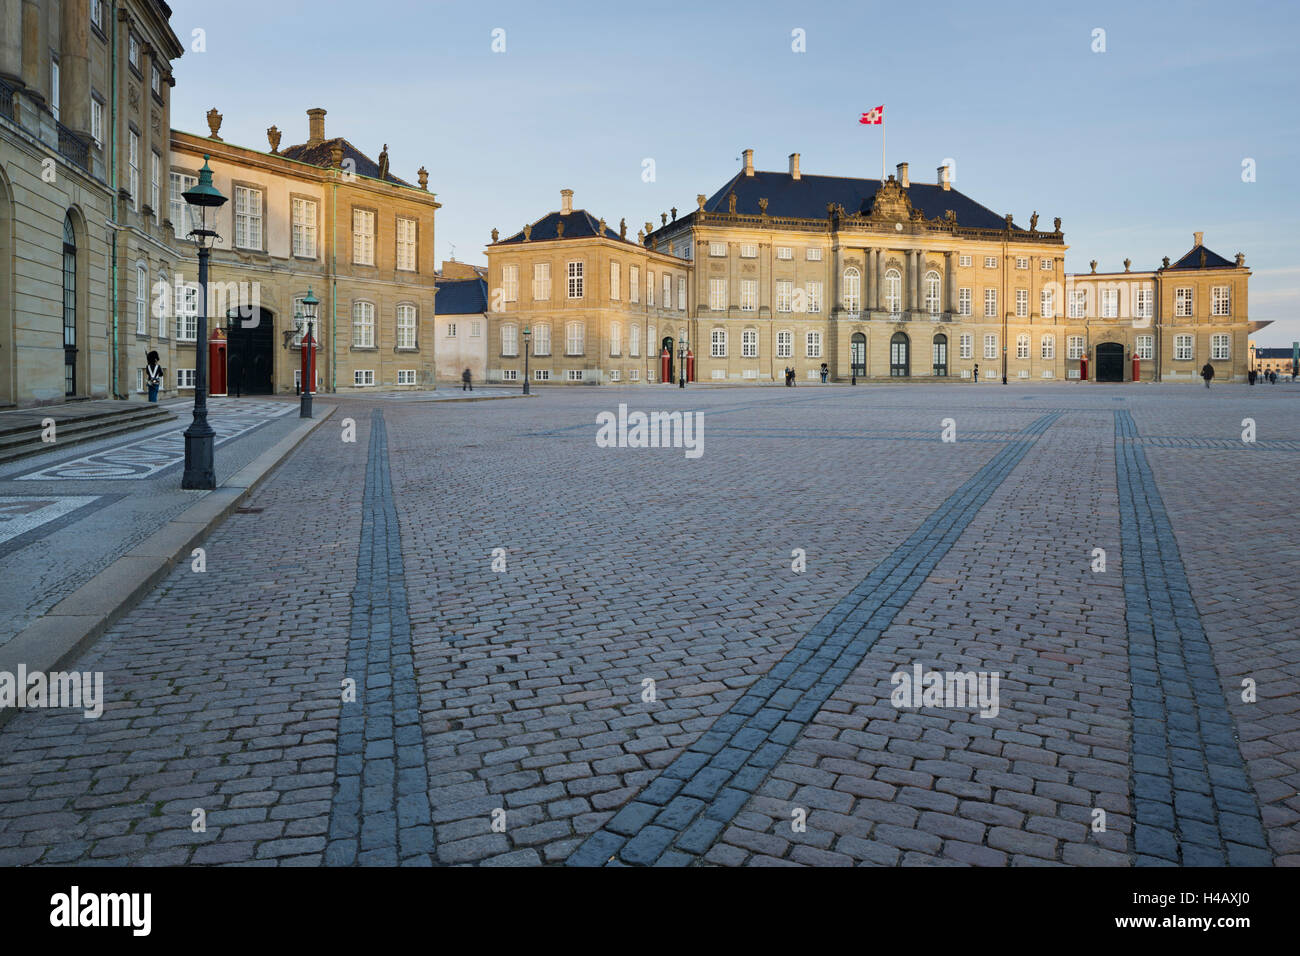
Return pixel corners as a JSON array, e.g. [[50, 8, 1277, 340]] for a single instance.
[[890, 331, 910, 377], [661, 335, 674, 383], [1096, 342, 1124, 382], [226, 306, 274, 394], [0, 167, 12, 404], [62, 213, 78, 396], [932, 333, 948, 377], [850, 332, 866, 378]]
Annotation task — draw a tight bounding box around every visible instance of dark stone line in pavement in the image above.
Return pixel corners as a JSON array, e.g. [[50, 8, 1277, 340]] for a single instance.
[[1114, 410, 1270, 866], [325, 409, 435, 866], [567, 413, 1062, 866]]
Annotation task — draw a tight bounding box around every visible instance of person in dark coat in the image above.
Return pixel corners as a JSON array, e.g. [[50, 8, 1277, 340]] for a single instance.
[[462, 368, 473, 391], [1248, 368, 1257, 385], [1200, 362, 1214, 388], [145, 350, 162, 402]]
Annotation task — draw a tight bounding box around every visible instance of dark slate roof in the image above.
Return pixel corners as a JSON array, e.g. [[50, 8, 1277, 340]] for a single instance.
[[694, 169, 1019, 231], [434, 278, 488, 315], [1167, 243, 1236, 270], [1255, 347, 1294, 358], [497, 209, 636, 245], [279, 137, 411, 187]]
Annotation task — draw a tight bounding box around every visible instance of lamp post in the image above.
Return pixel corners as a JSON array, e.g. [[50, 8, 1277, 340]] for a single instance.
[[300, 287, 319, 418], [678, 335, 687, 389], [522, 327, 531, 395], [180, 155, 227, 490], [1002, 344, 1008, 385]]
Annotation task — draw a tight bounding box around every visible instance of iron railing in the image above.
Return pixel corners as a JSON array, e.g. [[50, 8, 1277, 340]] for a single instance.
[[57, 121, 89, 172]]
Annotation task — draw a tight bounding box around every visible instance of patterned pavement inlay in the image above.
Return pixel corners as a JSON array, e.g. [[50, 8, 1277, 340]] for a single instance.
[[1114, 410, 1271, 866], [324, 409, 435, 865], [567, 412, 1061, 866]]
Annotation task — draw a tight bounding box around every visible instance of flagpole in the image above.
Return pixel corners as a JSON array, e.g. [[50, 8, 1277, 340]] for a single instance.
[[882, 122, 885, 180]]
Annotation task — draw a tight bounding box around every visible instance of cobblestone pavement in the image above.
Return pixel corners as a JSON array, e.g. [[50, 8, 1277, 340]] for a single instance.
[[0, 383, 1295, 866]]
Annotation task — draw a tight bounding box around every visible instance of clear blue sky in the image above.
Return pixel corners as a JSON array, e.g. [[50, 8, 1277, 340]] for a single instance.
[[169, 0, 1299, 346]]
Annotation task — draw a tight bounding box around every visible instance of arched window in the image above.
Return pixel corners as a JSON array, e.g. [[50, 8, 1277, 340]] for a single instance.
[[63, 214, 77, 396], [609, 321, 621, 357], [932, 333, 948, 376], [889, 330, 909, 376], [924, 271, 941, 315], [842, 267, 860, 315], [884, 268, 901, 315]]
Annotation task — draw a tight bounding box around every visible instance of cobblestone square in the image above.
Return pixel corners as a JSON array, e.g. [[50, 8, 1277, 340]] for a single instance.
[[0, 383, 1296, 867]]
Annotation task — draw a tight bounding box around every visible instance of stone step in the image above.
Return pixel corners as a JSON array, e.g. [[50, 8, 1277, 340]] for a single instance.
[[0, 403, 176, 465]]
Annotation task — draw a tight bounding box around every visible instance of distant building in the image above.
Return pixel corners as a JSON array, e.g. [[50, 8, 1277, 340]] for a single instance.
[[434, 267, 487, 384], [1250, 345, 1296, 377]]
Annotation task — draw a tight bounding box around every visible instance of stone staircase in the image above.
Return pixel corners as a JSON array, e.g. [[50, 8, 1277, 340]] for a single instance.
[[0, 400, 177, 466]]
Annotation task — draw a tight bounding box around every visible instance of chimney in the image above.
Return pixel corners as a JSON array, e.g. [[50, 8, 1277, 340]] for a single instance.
[[789, 153, 801, 180], [743, 148, 754, 177], [560, 188, 573, 215], [896, 162, 909, 188], [937, 164, 951, 191], [306, 108, 326, 145], [1193, 231, 1204, 248]]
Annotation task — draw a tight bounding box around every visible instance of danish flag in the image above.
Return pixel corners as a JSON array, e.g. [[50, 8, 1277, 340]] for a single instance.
[[859, 106, 884, 125]]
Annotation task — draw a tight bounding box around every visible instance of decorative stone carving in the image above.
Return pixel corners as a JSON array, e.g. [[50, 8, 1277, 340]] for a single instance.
[[1162, 256, 1170, 269], [1235, 252, 1245, 267], [728, 193, 737, 214], [619, 218, 627, 240], [868, 176, 914, 222], [637, 229, 645, 243], [1029, 211, 1039, 231], [1124, 258, 1131, 272], [1090, 259, 1097, 274], [206, 106, 222, 139], [417, 167, 428, 190], [697, 194, 706, 211], [491, 228, 499, 242], [1053, 217, 1061, 232], [522, 224, 531, 241], [556, 220, 565, 238], [152, 112, 161, 135], [644, 221, 653, 236], [329, 143, 343, 168], [670, 207, 677, 221], [1004, 213, 1014, 229], [267, 125, 281, 154], [661, 212, 668, 226], [598, 218, 606, 236], [377, 144, 389, 181], [758, 197, 768, 214]]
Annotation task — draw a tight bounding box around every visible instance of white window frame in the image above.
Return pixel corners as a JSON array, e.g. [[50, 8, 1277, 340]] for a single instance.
[[1069, 289, 1087, 318], [502, 264, 519, 302], [565, 321, 584, 356], [396, 304, 417, 350], [712, 278, 729, 311], [609, 321, 622, 356], [711, 329, 727, 358], [352, 209, 376, 265], [958, 288, 971, 316], [1016, 256, 1029, 270], [128, 130, 140, 211], [1015, 288, 1028, 318], [843, 267, 861, 315], [629, 266, 640, 304], [397, 369, 416, 385], [1041, 288, 1054, 319], [740, 243, 758, 259], [1040, 258, 1053, 271], [709, 242, 726, 257], [1176, 287, 1193, 317], [807, 280, 822, 314], [630, 324, 640, 358], [677, 276, 686, 310], [175, 281, 197, 342], [353, 301, 375, 348], [959, 334, 973, 359], [885, 269, 902, 315], [234, 185, 264, 251], [924, 272, 941, 316], [1067, 335, 1084, 360], [1212, 286, 1231, 317], [568, 261, 584, 299], [776, 280, 793, 313], [176, 368, 195, 389], [805, 330, 822, 358], [1136, 335, 1154, 360], [354, 369, 375, 387], [983, 288, 998, 318], [1211, 333, 1230, 360], [776, 246, 793, 260], [501, 323, 518, 357], [984, 333, 998, 360], [1040, 334, 1056, 360], [396, 217, 417, 272], [1174, 334, 1193, 361], [1101, 288, 1119, 319], [150, 152, 160, 218], [959, 254, 972, 268], [984, 256, 998, 269], [135, 265, 147, 335], [532, 262, 550, 301], [1016, 333, 1029, 359], [806, 247, 823, 261], [742, 328, 758, 358], [292, 197, 317, 258], [533, 324, 551, 356], [776, 330, 793, 359], [610, 261, 621, 301]]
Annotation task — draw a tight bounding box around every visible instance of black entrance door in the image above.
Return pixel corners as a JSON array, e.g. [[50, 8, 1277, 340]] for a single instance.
[[1096, 342, 1124, 382], [226, 307, 274, 394], [890, 332, 910, 377], [850, 332, 866, 377], [662, 336, 674, 383], [932, 333, 948, 377]]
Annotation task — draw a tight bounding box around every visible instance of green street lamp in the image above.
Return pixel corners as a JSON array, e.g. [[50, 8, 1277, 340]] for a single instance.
[[522, 327, 531, 395], [299, 287, 319, 418]]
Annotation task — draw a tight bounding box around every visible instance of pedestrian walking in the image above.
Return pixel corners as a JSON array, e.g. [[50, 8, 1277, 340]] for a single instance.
[[145, 351, 163, 403], [462, 368, 473, 392], [1248, 368, 1257, 385], [1201, 362, 1215, 388], [820, 362, 829, 384], [973, 362, 980, 382]]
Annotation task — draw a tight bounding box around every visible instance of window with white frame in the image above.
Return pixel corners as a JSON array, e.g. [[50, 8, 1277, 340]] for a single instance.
[[740, 243, 758, 258], [959, 333, 973, 359], [1041, 288, 1054, 319], [534, 369, 551, 381], [533, 323, 551, 355], [885, 269, 902, 314], [925, 272, 941, 315], [1041, 258, 1053, 270], [566, 370, 584, 382], [984, 333, 998, 359], [1135, 287, 1153, 320], [91, 0, 103, 31], [1016, 289, 1028, 318], [984, 288, 998, 318], [129, 33, 140, 69], [170, 172, 197, 239], [1067, 335, 1084, 360], [568, 261, 584, 298], [565, 321, 584, 355], [806, 247, 822, 261], [629, 265, 640, 303], [647, 272, 655, 306], [806, 280, 822, 314], [292, 198, 317, 258], [806, 330, 822, 358], [446, 323, 456, 337], [150, 153, 160, 217], [1175, 334, 1193, 360], [647, 326, 655, 358], [958, 287, 971, 316], [135, 265, 147, 335], [609, 369, 621, 382], [610, 261, 620, 300], [609, 321, 621, 356], [709, 242, 726, 257], [742, 329, 757, 357], [354, 370, 375, 387], [156, 271, 168, 338], [1211, 333, 1230, 360], [711, 278, 729, 311], [396, 304, 417, 349], [630, 324, 640, 357], [234, 185, 264, 250], [984, 256, 998, 268], [151, 65, 161, 97], [663, 273, 671, 307], [1041, 334, 1055, 359], [128, 130, 139, 210], [1068, 289, 1087, 318], [776, 246, 793, 260], [532, 262, 550, 300], [711, 328, 727, 357], [502, 264, 519, 302], [1016, 256, 1029, 270], [353, 301, 375, 348], [1212, 286, 1231, 316], [90, 97, 103, 148], [1175, 287, 1193, 317], [1016, 333, 1029, 359], [677, 276, 686, 310], [51, 58, 59, 121], [502, 323, 518, 356], [630, 368, 639, 382], [1101, 288, 1119, 318], [176, 281, 197, 341], [352, 209, 375, 265], [777, 330, 793, 358], [959, 254, 971, 268], [397, 369, 416, 385], [176, 368, 195, 389], [396, 218, 417, 271], [1136, 335, 1154, 360], [501, 369, 518, 381], [776, 280, 793, 313], [843, 267, 861, 314]]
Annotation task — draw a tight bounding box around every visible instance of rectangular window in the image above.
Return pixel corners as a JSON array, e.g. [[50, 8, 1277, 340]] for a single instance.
[[446, 323, 457, 337], [353, 302, 375, 348], [1040, 258, 1053, 271], [742, 329, 757, 358], [128, 130, 140, 210], [806, 280, 822, 314], [502, 369, 518, 382], [1069, 289, 1087, 318], [630, 368, 640, 382], [397, 369, 416, 385], [1212, 286, 1231, 316], [984, 256, 998, 269], [806, 247, 823, 261], [1016, 334, 1029, 359], [609, 261, 620, 300], [1040, 335, 1055, 360], [1135, 287, 1153, 320], [677, 276, 686, 310], [234, 185, 264, 250], [51, 58, 60, 121], [567, 261, 584, 298], [150, 153, 160, 218], [959, 255, 972, 268], [629, 265, 640, 303], [1101, 288, 1119, 319], [1065, 335, 1083, 360], [1016, 256, 1028, 270], [958, 288, 971, 316], [1041, 288, 1054, 319], [776, 246, 793, 260], [533, 324, 550, 355], [984, 288, 998, 318], [777, 330, 792, 358], [1175, 334, 1193, 360], [647, 272, 655, 307], [534, 369, 551, 381], [129, 34, 140, 69], [170, 172, 197, 240], [565, 322, 584, 355], [609, 323, 621, 356], [1176, 287, 1193, 317], [630, 325, 640, 358], [502, 324, 518, 357], [176, 368, 195, 389], [984, 334, 998, 359], [1212, 333, 1230, 360], [396, 218, 417, 271], [711, 278, 729, 311], [1016, 289, 1028, 318], [176, 282, 197, 341], [959, 333, 973, 359], [91, 0, 103, 31], [567, 369, 584, 382], [663, 274, 672, 308], [354, 370, 375, 387], [1136, 335, 1154, 360], [609, 369, 621, 382], [740, 243, 758, 259], [471, 321, 481, 337], [806, 330, 822, 358], [90, 97, 103, 148], [776, 280, 793, 313], [292, 198, 317, 258], [709, 242, 726, 257], [396, 304, 417, 349], [711, 329, 727, 358], [502, 264, 519, 302], [135, 266, 147, 335], [532, 262, 550, 300], [352, 209, 375, 265]]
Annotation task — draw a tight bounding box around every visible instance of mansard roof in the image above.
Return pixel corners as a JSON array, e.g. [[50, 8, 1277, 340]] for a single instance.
[[434, 278, 488, 315], [280, 137, 412, 187], [496, 209, 635, 245], [1166, 243, 1236, 270]]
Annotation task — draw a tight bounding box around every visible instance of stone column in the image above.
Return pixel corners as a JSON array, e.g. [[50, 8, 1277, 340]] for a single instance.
[[875, 247, 885, 313], [913, 251, 922, 316], [0, 0, 22, 85], [20, 0, 44, 101], [945, 251, 956, 315], [60, 0, 90, 135]]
